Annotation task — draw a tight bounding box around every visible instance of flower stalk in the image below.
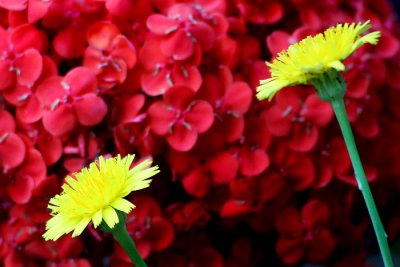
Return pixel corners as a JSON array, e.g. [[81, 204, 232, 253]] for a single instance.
[[312, 71, 393, 267], [100, 210, 148, 267]]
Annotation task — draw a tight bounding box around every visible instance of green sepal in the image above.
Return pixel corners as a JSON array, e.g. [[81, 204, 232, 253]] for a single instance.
[[311, 69, 347, 102], [98, 210, 127, 233]]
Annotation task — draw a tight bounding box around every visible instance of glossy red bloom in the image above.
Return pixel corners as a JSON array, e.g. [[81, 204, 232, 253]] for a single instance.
[[182, 151, 238, 197], [0, 24, 44, 91], [148, 85, 214, 151], [147, 3, 216, 60], [36, 67, 107, 136], [0, 109, 26, 173], [139, 36, 202, 96], [313, 137, 351, 188], [237, 0, 284, 24], [84, 21, 137, 89], [263, 87, 333, 152], [276, 200, 336, 265], [166, 201, 210, 231], [270, 145, 315, 191], [197, 70, 252, 143]]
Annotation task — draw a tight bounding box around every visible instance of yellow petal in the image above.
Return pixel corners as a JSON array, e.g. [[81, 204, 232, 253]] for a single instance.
[[110, 198, 135, 214], [103, 206, 119, 228], [92, 209, 103, 228]]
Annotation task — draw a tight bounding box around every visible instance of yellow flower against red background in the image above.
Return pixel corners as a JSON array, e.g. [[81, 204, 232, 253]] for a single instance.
[[257, 21, 380, 101], [43, 154, 159, 241]]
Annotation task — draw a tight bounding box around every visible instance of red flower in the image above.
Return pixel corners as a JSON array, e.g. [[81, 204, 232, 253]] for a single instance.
[[313, 137, 351, 188], [237, 0, 284, 25], [263, 87, 333, 152], [36, 67, 107, 136], [276, 200, 336, 265], [84, 21, 137, 89], [270, 145, 315, 191], [166, 201, 210, 231], [0, 24, 43, 91], [146, 3, 216, 60], [197, 69, 252, 143], [139, 36, 202, 96], [181, 151, 238, 197], [148, 85, 214, 151]]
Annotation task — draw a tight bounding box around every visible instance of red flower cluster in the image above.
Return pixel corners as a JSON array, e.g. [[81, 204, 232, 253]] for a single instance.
[[0, 0, 399, 266]]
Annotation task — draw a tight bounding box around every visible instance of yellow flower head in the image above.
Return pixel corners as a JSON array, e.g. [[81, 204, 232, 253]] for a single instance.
[[257, 21, 380, 101], [43, 154, 159, 241]]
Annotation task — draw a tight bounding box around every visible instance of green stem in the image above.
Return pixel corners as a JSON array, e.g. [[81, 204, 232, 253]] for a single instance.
[[112, 224, 147, 267], [330, 98, 393, 267]]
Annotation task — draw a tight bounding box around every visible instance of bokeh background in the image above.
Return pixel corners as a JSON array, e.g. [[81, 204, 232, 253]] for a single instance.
[[0, 0, 400, 266]]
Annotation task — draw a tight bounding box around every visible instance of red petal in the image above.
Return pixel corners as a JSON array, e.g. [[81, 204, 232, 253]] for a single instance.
[[307, 229, 335, 263], [224, 82, 252, 114], [172, 64, 202, 92], [375, 31, 399, 58], [139, 37, 169, 70], [267, 30, 291, 56], [83, 46, 103, 73], [286, 154, 315, 191], [116, 94, 145, 124], [276, 237, 304, 265], [208, 152, 238, 184], [184, 101, 214, 133], [3, 84, 31, 106], [276, 207, 303, 234], [0, 60, 14, 91], [23, 239, 54, 260], [301, 200, 330, 230], [146, 14, 178, 35], [14, 49, 43, 86], [264, 106, 291, 136], [7, 174, 34, 204], [161, 30, 194, 60], [239, 148, 270, 176], [194, 248, 224, 267], [304, 94, 333, 126], [189, 21, 216, 50], [0, 109, 16, 134], [0, 0, 27, 10], [182, 167, 210, 197], [18, 148, 46, 185], [36, 76, 65, 107], [287, 124, 319, 152], [65, 67, 97, 96], [11, 24, 43, 53], [73, 94, 107, 126], [141, 69, 170, 96], [110, 36, 137, 68], [164, 86, 195, 109], [145, 217, 174, 251], [37, 134, 62, 166], [0, 132, 25, 170], [53, 26, 86, 59], [28, 0, 51, 23], [87, 21, 120, 50], [16, 95, 44, 123], [220, 199, 252, 217], [258, 172, 285, 203], [42, 105, 77, 136], [167, 122, 198, 151], [329, 138, 351, 175], [148, 101, 176, 135]]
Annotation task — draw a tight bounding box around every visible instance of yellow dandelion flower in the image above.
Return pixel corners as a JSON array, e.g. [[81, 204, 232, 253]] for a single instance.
[[257, 20, 380, 101], [43, 154, 159, 241]]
